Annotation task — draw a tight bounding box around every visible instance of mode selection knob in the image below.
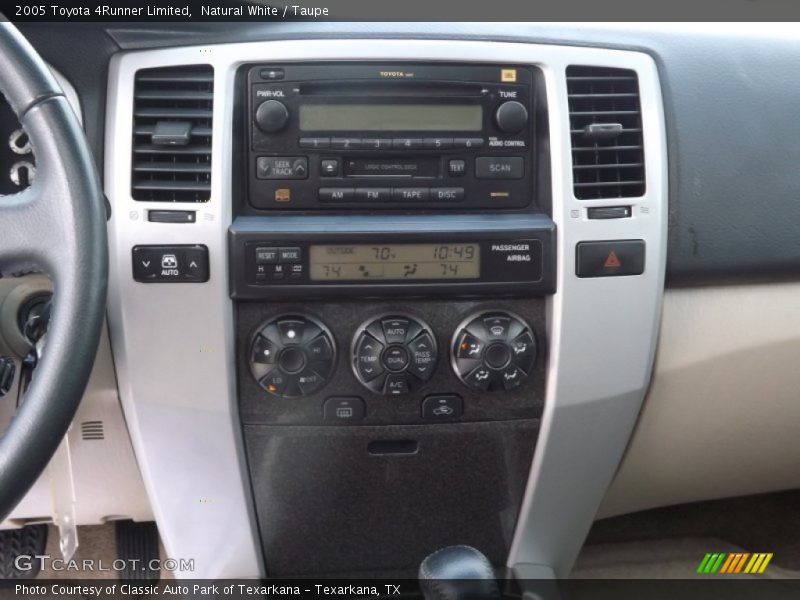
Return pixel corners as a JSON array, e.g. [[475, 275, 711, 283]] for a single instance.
[[352, 315, 437, 396], [255, 99, 290, 133], [249, 314, 336, 398], [451, 311, 536, 392], [494, 101, 529, 134]]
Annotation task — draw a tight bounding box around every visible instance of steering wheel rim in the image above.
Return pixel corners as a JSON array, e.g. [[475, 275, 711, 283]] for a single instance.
[[0, 22, 107, 520]]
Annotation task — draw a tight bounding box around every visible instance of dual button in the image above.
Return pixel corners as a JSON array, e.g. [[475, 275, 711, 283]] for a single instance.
[[319, 187, 464, 203]]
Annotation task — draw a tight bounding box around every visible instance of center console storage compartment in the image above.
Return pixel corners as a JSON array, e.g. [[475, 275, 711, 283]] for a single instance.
[[243, 419, 538, 576]]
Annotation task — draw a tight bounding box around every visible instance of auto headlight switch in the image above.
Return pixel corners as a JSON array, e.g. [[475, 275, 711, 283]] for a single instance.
[[452, 311, 536, 391], [352, 315, 438, 396], [249, 314, 336, 398]]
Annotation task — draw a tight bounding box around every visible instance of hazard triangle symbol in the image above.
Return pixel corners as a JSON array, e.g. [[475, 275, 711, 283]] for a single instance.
[[604, 251, 622, 268]]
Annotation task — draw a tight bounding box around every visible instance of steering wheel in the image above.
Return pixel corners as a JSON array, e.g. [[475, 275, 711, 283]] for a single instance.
[[0, 23, 107, 520]]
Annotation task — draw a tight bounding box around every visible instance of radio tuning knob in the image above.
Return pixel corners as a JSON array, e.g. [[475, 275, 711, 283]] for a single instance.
[[495, 101, 529, 134], [255, 99, 290, 133]]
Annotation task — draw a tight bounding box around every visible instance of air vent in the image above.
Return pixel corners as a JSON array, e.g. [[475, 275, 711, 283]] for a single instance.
[[567, 66, 645, 199], [131, 65, 213, 202], [80, 420, 104, 441]]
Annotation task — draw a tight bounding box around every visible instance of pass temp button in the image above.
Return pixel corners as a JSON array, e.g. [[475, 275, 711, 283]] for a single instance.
[[475, 156, 524, 180]]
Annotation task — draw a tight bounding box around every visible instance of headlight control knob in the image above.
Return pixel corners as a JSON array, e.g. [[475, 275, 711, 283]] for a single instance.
[[452, 311, 536, 391], [249, 314, 336, 398], [352, 315, 437, 396]]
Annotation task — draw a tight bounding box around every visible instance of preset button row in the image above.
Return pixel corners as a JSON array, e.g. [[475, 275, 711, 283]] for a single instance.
[[299, 137, 485, 150]]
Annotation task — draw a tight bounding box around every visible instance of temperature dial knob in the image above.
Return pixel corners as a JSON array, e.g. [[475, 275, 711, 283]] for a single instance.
[[352, 315, 438, 396], [494, 101, 529, 134], [452, 311, 536, 392], [249, 314, 336, 398], [255, 99, 290, 133]]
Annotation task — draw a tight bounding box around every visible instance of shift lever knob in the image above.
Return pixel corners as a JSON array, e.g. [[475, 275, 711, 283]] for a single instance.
[[419, 545, 501, 600]]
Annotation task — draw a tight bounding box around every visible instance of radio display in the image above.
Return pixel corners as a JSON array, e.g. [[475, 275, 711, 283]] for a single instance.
[[309, 244, 480, 281], [299, 104, 482, 132]]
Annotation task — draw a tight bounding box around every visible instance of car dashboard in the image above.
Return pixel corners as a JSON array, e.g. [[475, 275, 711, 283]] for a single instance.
[[3, 22, 799, 582]]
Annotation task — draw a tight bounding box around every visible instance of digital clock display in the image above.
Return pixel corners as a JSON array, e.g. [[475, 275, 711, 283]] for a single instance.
[[309, 244, 480, 281]]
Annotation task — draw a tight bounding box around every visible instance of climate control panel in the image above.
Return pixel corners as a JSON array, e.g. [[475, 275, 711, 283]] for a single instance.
[[352, 315, 438, 396], [241, 302, 545, 425]]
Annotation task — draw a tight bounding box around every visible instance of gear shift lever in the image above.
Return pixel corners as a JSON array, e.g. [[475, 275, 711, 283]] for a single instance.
[[419, 545, 501, 600]]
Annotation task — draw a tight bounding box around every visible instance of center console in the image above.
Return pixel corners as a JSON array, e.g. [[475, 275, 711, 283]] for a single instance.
[[106, 39, 666, 580], [232, 61, 554, 575]]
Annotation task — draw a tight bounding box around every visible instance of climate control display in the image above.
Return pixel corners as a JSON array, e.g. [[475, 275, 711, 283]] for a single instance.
[[352, 315, 438, 396], [452, 311, 536, 391]]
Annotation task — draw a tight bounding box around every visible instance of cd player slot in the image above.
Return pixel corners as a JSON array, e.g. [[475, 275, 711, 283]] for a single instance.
[[343, 157, 439, 178], [298, 81, 485, 97]]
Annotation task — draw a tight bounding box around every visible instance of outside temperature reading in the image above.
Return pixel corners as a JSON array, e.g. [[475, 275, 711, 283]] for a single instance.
[[309, 244, 480, 281]]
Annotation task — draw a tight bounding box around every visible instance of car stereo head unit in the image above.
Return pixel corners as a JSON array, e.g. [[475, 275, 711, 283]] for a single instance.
[[244, 63, 535, 211]]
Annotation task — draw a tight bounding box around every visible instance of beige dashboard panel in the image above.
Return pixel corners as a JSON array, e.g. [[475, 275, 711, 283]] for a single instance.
[[598, 283, 800, 519]]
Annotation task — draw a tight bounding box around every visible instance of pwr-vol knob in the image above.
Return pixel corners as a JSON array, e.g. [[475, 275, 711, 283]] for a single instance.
[[255, 99, 290, 133], [452, 311, 536, 392], [495, 101, 528, 134]]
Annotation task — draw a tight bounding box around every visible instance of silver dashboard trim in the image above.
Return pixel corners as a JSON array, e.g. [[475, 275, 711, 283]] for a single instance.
[[105, 39, 666, 578]]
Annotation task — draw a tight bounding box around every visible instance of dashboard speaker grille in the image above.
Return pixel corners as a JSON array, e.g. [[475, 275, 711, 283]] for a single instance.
[[131, 65, 213, 202], [567, 65, 645, 200], [80, 420, 104, 441]]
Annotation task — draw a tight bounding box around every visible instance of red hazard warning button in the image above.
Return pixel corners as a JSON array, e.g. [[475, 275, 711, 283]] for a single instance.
[[576, 240, 645, 278]]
